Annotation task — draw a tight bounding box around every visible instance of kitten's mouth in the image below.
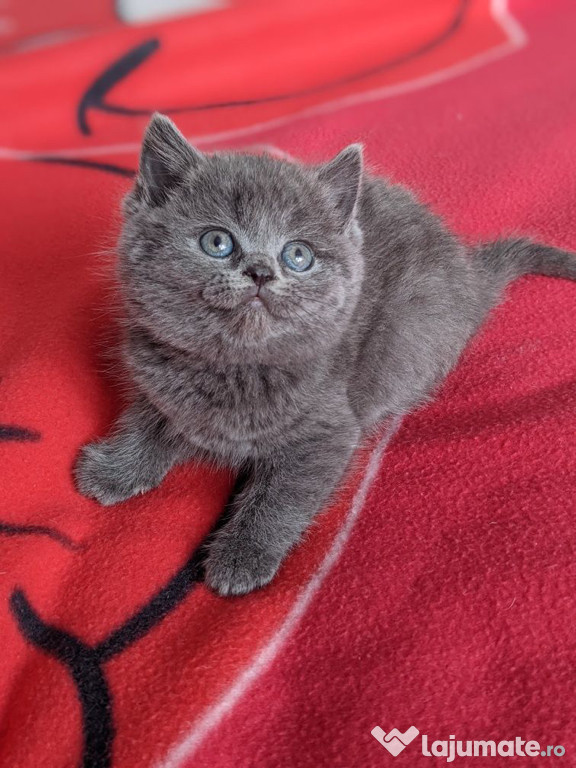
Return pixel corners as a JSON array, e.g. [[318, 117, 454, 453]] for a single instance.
[[202, 284, 279, 319], [241, 287, 271, 311]]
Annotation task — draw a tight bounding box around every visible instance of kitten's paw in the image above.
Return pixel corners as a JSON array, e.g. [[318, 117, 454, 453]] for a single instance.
[[74, 441, 157, 506], [204, 534, 282, 597]]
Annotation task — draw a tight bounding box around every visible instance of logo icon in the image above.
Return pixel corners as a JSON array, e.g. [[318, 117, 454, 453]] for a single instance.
[[371, 726, 420, 756]]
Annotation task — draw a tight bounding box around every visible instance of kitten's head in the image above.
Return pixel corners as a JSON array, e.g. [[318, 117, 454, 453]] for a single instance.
[[120, 114, 365, 366]]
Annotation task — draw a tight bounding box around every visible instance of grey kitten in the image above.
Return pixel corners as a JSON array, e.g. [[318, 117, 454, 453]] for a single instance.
[[75, 113, 576, 596]]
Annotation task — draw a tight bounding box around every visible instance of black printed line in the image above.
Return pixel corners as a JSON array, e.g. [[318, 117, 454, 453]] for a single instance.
[[9, 542, 206, 767], [10, 590, 114, 768], [0, 425, 41, 441], [0, 521, 82, 551], [96, 545, 205, 662], [30, 156, 135, 178], [78, 38, 160, 135], [77, 0, 471, 134]]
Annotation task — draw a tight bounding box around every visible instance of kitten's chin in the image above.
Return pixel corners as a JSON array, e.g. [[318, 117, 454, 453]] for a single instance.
[[228, 301, 279, 344]]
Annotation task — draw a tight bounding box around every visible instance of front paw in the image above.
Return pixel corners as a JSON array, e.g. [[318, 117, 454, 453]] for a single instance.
[[204, 533, 283, 597], [75, 441, 157, 506]]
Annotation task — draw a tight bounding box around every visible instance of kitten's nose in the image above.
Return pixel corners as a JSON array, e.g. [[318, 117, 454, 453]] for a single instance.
[[243, 263, 275, 287]]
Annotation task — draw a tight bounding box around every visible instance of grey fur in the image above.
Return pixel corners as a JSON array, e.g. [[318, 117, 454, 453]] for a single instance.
[[75, 113, 576, 596]]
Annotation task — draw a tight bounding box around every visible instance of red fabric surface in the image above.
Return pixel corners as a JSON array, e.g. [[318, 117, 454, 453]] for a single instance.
[[0, 1, 575, 766]]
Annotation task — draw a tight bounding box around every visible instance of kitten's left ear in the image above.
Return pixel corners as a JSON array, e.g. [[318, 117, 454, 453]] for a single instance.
[[316, 144, 363, 229], [137, 113, 203, 205]]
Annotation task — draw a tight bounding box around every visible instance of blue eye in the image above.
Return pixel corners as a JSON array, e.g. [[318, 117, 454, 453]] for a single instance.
[[200, 230, 234, 258], [281, 241, 314, 272]]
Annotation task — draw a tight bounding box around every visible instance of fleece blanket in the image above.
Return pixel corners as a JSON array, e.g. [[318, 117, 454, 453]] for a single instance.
[[1, 1, 575, 766]]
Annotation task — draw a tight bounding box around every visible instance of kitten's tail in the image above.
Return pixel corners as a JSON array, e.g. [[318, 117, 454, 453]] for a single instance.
[[475, 238, 576, 294]]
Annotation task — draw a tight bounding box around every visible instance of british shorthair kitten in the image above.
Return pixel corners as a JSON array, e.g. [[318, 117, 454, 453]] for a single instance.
[[75, 114, 576, 595]]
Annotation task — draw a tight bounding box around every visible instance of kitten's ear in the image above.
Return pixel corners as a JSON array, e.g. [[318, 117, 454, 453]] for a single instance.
[[316, 144, 363, 229], [136, 113, 203, 205]]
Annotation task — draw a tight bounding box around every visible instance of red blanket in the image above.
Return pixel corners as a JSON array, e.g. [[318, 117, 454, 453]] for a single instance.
[[1, 1, 575, 766]]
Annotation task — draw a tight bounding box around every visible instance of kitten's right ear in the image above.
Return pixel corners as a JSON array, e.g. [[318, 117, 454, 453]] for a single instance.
[[136, 113, 203, 205]]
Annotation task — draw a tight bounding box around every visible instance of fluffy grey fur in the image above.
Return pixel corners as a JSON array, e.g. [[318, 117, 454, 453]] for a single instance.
[[75, 113, 576, 596]]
